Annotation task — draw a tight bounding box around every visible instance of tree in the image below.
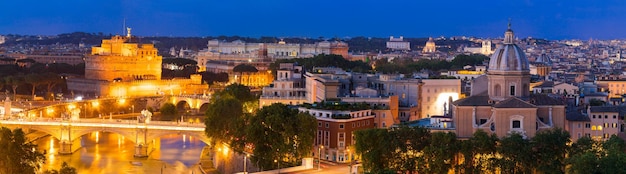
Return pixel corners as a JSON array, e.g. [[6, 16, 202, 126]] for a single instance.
[[532, 128, 570, 174], [4, 74, 24, 96], [204, 97, 246, 151], [354, 128, 394, 173], [214, 84, 256, 103], [459, 129, 498, 173], [233, 64, 258, 73], [422, 132, 459, 174], [43, 162, 77, 174], [25, 73, 45, 98], [246, 103, 316, 170], [41, 72, 63, 99], [496, 133, 534, 174], [159, 103, 177, 121], [589, 99, 606, 106], [567, 151, 599, 174], [0, 127, 46, 174], [201, 72, 229, 85]]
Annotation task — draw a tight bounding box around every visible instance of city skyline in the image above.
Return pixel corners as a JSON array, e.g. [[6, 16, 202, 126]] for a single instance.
[[1, 0, 625, 40]]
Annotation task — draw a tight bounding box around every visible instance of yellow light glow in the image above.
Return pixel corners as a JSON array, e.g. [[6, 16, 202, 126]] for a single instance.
[[92, 101, 100, 107], [118, 98, 126, 105], [46, 108, 54, 114], [434, 92, 460, 115], [222, 145, 229, 156], [67, 104, 76, 110]]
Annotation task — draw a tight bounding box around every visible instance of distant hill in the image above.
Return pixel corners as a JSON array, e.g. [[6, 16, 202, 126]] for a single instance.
[[2, 32, 473, 54]]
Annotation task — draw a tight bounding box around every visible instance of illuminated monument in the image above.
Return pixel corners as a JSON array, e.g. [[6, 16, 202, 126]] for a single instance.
[[86, 28, 162, 81], [67, 28, 205, 97]]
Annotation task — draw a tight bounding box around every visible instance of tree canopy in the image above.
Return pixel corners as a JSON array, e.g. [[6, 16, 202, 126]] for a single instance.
[[233, 64, 259, 73], [0, 127, 46, 174], [269, 54, 371, 73], [354, 128, 618, 174], [159, 103, 177, 121]]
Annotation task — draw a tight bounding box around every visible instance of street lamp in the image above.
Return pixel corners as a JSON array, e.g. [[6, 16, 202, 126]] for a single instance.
[[244, 153, 250, 174], [318, 145, 324, 170], [274, 159, 280, 174]]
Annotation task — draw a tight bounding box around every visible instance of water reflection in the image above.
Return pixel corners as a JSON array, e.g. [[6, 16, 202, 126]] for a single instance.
[[34, 132, 206, 174]]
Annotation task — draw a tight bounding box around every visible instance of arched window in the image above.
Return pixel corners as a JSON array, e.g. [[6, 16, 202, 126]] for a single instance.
[[494, 84, 501, 96]]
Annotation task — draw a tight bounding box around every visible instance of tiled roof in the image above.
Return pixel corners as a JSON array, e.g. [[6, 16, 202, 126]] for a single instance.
[[566, 110, 590, 121], [493, 97, 536, 108], [453, 95, 492, 106], [530, 94, 565, 106]]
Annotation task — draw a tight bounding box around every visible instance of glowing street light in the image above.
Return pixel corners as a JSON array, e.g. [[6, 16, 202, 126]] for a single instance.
[[318, 145, 324, 170]]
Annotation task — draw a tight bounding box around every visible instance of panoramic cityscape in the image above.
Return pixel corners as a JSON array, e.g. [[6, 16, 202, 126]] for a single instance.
[[1, 1, 626, 174]]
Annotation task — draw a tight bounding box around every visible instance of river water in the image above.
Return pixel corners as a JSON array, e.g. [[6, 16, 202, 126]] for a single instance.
[[33, 132, 207, 174]]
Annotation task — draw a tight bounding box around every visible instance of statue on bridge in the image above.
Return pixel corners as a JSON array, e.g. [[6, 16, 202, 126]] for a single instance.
[[138, 109, 152, 123]]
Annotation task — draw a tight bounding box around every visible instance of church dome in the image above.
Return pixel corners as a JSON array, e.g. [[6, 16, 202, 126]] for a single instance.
[[488, 23, 529, 72], [535, 50, 553, 66]]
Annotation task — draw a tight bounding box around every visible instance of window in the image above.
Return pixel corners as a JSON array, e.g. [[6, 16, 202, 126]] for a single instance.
[[382, 122, 387, 128], [585, 123, 591, 128], [614, 115, 617, 119], [318, 122, 322, 127], [593, 115, 596, 119], [382, 113, 386, 118], [510, 85, 516, 96], [605, 115, 608, 119], [366, 120, 370, 125], [325, 123, 329, 128], [494, 84, 501, 96], [578, 123, 581, 128], [339, 124, 344, 129], [479, 119, 488, 125], [592, 125, 597, 131], [512, 120, 521, 128], [352, 123, 355, 128]]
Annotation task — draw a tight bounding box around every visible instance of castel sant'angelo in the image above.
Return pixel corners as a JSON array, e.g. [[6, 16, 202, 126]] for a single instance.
[[67, 28, 206, 97]]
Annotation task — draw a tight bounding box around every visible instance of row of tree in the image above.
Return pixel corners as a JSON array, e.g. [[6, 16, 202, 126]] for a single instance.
[[373, 54, 489, 75], [1, 72, 63, 98], [0, 127, 76, 174], [269, 54, 371, 73], [355, 127, 626, 174], [204, 84, 316, 170]]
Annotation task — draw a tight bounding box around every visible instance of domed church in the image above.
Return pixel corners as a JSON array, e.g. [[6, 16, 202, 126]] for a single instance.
[[452, 23, 566, 138]]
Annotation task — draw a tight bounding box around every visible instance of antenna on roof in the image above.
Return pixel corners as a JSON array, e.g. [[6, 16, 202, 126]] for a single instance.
[[123, 18, 126, 36]]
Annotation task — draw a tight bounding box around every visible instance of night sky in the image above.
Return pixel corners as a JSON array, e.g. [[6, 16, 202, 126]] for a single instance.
[[1, 0, 625, 39]]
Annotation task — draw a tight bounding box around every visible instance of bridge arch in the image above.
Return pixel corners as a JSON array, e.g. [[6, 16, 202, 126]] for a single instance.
[[199, 103, 210, 113], [146, 130, 211, 146], [176, 101, 191, 112], [70, 128, 139, 144]]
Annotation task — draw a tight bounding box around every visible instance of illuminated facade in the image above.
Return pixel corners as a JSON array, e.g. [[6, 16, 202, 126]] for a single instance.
[[231, 71, 274, 88], [87, 35, 162, 81], [200, 39, 350, 60], [452, 23, 567, 138], [386, 36, 410, 50], [260, 63, 307, 107], [423, 37, 436, 53], [67, 31, 205, 97]]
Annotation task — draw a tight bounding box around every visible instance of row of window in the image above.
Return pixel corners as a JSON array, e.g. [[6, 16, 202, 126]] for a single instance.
[[591, 114, 617, 119], [317, 120, 371, 128]]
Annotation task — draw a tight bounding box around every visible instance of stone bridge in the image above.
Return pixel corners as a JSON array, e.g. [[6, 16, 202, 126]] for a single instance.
[[0, 118, 208, 158]]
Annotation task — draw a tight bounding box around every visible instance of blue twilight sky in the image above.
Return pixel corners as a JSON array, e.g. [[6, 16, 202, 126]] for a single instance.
[[0, 0, 625, 40]]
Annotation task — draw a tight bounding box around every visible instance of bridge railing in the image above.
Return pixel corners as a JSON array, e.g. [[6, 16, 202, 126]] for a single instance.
[[1, 117, 206, 128]]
